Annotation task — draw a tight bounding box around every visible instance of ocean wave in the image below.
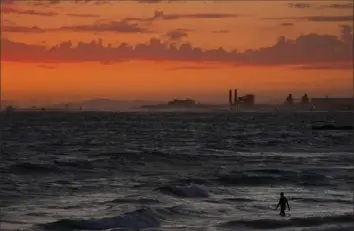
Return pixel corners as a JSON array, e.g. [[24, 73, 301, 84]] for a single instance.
[[216, 170, 330, 186], [218, 214, 354, 229], [106, 198, 160, 205], [53, 159, 95, 170], [7, 162, 60, 174], [40, 207, 163, 230], [223, 198, 255, 203], [291, 197, 352, 204], [156, 184, 209, 198]]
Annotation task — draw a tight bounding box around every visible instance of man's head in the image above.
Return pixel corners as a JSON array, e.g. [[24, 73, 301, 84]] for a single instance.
[[280, 192, 284, 197]]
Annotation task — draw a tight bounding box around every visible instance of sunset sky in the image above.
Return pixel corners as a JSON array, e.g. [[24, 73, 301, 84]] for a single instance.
[[1, 0, 353, 106]]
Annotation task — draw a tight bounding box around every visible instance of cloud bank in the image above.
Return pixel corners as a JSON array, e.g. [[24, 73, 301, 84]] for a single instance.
[[2, 26, 352, 68], [264, 15, 354, 22], [2, 20, 153, 34], [2, 5, 58, 16], [125, 11, 240, 22]]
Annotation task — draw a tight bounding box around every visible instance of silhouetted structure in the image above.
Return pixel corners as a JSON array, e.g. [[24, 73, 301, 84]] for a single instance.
[[233, 89, 238, 106], [168, 99, 196, 107], [285, 94, 294, 105], [228, 89, 255, 109], [228, 89, 233, 109], [238, 94, 255, 107], [5, 105, 14, 113], [301, 93, 310, 105]]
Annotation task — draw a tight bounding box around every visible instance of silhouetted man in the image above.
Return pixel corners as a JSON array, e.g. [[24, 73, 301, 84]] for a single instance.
[[276, 192, 290, 216]]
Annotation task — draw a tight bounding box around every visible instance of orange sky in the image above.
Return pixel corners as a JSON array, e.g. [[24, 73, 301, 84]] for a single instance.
[[1, 0, 353, 106]]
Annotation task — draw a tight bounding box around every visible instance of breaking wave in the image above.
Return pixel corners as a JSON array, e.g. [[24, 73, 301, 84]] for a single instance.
[[217, 169, 331, 186], [156, 184, 209, 198], [219, 214, 354, 229], [40, 207, 163, 230]]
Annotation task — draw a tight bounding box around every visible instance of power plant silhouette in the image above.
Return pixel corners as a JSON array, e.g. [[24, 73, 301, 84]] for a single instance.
[[228, 89, 255, 110]]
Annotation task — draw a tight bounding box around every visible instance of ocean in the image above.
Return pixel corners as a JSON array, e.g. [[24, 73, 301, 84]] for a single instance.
[[0, 112, 353, 231]]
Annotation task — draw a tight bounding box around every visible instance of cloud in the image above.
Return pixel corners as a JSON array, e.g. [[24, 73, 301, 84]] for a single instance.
[[126, 10, 239, 22], [295, 63, 353, 70], [2, 26, 352, 67], [35, 0, 108, 4], [137, 0, 165, 3], [340, 25, 353, 44], [27, 0, 178, 5], [2, 25, 47, 33], [0, 0, 16, 4], [14, 0, 111, 7], [2, 6, 58, 16], [264, 15, 354, 22], [66, 13, 101, 18], [280, 23, 294, 27], [320, 3, 354, 9], [57, 20, 153, 33], [165, 29, 190, 41], [287, 3, 354, 10], [2, 20, 152, 34], [167, 65, 222, 71], [3, 19, 16, 26], [288, 3, 311, 8], [307, 15, 354, 22]]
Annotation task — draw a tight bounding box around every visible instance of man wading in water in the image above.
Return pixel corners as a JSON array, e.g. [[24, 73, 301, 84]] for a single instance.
[[276, 192, 290, 216]]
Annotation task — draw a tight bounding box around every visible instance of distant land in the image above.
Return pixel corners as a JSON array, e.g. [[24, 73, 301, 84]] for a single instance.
[[50, 99, 168, 111], [0, 100, 18, 109], [1, 96, 353, 112], [1, 99, 164, 112]]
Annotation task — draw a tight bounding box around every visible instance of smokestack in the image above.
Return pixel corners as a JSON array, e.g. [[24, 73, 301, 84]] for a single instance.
[[234, 89, 238, 106], [229, 89, 233, 105]]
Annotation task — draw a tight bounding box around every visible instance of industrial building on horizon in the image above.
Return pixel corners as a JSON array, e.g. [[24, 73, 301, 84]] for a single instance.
[[228, 89, 255, 109]]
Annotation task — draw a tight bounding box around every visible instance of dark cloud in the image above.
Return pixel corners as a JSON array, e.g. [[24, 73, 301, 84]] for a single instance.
[[126, 10, 239, 22], [308, 15, 353, 22], [264, 15, 354, 22], [280, 23, 294, 27], [168, 65, 222, 71], [2, 26, 352, 67], [0, 0, 16, 4], [2, 25, 47, 33], [66, 13, 101, 18], [57, 20, 153, 33], [46, 0, 107, 4], [21, 0, 111, 7], [340, 25, 353, 44], [2, 20, 152, 34], [66, 21, 149, 33], [288, 3, 311, 8], [27, 0, 177, 5], [137, 0, 165, 3], [2, 6, 58, 16], [287, 3, 353, 10], [320, 4, 353, 9], [165, 29, 190, 41]]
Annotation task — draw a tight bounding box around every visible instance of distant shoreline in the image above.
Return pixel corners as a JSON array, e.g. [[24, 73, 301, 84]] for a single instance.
[[2, 109, 353, 113]]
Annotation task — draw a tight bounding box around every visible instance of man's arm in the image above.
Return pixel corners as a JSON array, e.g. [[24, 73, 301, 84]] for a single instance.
[[276, 200, 280, 210]]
